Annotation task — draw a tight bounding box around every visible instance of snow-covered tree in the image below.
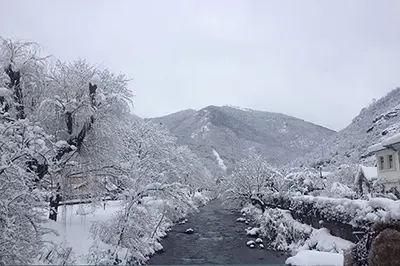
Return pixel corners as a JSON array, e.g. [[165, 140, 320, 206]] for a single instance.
[[0, 37, 214, 264], [89, 182, 196, 264], [35, 59, 133, 220], [87, 119, 213, 263], [219, 152, 282, 210], [280, 168, 325, 196], [0, 117, 52, 264], [0, 38, 48, 120]]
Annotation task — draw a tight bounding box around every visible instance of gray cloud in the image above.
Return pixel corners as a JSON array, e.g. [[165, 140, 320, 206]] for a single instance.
[[1, 0, 399, 130]]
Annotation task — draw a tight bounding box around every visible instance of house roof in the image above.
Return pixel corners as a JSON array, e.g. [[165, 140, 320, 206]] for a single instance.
[[367, 143, 385, 154], [381, 133, 400, 147], [355, 165, 378, 183], [367, 132, 400, 155]]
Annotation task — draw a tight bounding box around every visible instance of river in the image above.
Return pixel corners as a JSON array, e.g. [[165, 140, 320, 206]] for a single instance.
[[149, 200, 288, 265]]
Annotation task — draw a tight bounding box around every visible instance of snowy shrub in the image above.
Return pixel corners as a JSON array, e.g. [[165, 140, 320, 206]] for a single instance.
[[89, 183, 199, 264], [192, 191, 211, 207], [38, 242, 76, 265], [280, 168, 325, 196], [329, 164, 358, 186], [242, 205, 312, 251], [289, 195, 400, 227], [325, 182, 357, 199]]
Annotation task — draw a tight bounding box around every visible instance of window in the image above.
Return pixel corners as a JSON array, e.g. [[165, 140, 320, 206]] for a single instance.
[[388, 154, 394, 169], [379, 156, 385, 170]]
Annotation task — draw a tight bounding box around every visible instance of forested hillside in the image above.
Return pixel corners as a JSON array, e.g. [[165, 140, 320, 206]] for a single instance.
[[294, 87, 400, 170], [150, 105, 335, 174]]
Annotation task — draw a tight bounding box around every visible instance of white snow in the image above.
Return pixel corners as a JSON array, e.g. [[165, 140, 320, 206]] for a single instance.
[[298, 228, 353, 253], [249, 244, 255, 248], [212, 149, 227, 171], [179, 219, 188, 224], [291, 195, 400, 224], [225, 105, 252, 112], [245, 227, 261, 236], [40, 190, 211, 264], [246, 240, 255, 246], [286, 250, 343, 266], [153, 242, 163, 252], [237, 217, 246, 222], [185, 228, 194, 234], [90, 73, 102, 85], [382, 132, 400, 146], [259, 244, 264, 249], [191, 123, 211, 139], [368, 132, 400, 154], [367, 143, 385, 153], [55, 140, 70, 148], [43, 201, 123, 264], [355, 165, 378, 182], [280, 122, 288, 133], [255, 238, 263, 244], [201, 124, 210, 133], [0, 87, 11, 97]]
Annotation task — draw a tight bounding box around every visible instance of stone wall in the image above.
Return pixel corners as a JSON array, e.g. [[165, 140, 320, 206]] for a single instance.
[[291, 209, 363, 242]]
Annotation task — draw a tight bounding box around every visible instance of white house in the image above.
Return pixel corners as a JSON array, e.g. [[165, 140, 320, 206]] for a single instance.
[[367, 133, 400, 193], [354, 165, 378, 195]]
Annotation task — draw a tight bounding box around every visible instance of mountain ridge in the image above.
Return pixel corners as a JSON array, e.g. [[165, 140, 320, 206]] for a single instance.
[[293, 87, 400, 170], [148, 105, 336, 174]]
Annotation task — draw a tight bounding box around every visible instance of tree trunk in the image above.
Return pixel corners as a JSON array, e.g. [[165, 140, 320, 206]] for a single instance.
[[49, 183, 61, 221], [5, 65, 25, 119]]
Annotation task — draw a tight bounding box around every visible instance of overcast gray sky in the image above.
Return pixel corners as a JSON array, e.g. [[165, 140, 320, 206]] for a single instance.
[[1, 0, 399, 130]]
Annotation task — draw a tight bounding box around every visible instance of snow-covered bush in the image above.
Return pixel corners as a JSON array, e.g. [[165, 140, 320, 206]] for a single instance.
[[325, 182, 357, 199], [289, 195, 400, 227], [192, 191, 211, 207], [88, 182, 202, 264], [242, 205, 312, 251], [280, 168, 325, 196], [328, 164, 358, 187]]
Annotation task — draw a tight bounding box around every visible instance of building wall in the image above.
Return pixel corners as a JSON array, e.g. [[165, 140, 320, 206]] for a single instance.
[[376, 149, 400, 191]]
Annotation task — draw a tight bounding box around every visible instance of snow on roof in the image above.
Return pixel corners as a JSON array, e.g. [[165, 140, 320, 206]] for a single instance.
[[367, 143, 385, 154], [368, 133, 400, 154], [381, 132, 400, 147], [355, 165, 378, 183]]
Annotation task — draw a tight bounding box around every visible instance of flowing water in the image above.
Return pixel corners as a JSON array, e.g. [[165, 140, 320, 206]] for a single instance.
[[149, 200, 289, 265]]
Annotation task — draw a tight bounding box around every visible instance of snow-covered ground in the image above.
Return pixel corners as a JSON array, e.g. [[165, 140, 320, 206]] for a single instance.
[[39, 191, 212, 265], [286, 250, 343, 266], [42, 201, 122, 264], [296, 228, 353, 253]]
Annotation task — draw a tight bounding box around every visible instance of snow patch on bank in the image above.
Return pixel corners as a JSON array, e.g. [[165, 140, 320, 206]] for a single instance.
[[296, 228, 353, 253], [286, 250, 343, 266], [212, 149, 227, 171], [242, 204, 353, 265]]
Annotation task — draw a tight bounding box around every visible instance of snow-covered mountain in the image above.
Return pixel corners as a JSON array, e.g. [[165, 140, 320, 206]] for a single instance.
[[149, 105, 335, 173], [294, 87, 400, 169]]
